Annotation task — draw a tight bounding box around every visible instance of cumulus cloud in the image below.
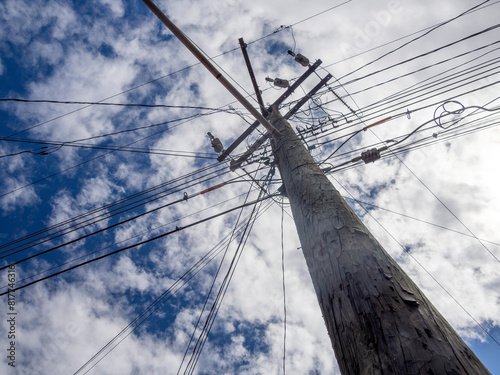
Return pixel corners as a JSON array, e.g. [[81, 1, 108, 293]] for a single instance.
[[0, 0, 499, 374]]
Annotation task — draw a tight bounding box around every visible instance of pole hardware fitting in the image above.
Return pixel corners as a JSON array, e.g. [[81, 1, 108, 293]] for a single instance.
[[207, 132, 224, 153], [277, 184, 287, 197]]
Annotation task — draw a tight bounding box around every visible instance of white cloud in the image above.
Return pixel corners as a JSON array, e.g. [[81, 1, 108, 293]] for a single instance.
[[1, 0, 499, 374], [97, 0, 125, 17]]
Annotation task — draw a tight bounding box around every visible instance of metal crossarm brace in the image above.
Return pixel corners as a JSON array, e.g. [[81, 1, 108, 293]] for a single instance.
[[229, 73, 332, 171], [218, 59, 323, 162]]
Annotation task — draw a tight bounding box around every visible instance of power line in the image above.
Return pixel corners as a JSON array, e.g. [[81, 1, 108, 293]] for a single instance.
[[0, 137, 219, 159], [0, 107, 223, 198], [177, 167, 265, 375], [0, 98, 224, 111], [0, 160, 225, 251], [0, 188, 260, 293], [280, 200, 287, 375], [338, 0, 494, 81], [333, 176, 500, 348], [290, 0, 351, 27], [0, 165, 270, 267], [343, 197, 500, 247], [73, 202, 271, 375], [182, 186, 269, 375], [0, 192, 278, 296], [0, 163, 229, 258], [324, 0, 500, 68]]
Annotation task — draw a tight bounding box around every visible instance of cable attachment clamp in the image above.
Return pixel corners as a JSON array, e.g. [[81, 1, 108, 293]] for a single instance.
[[352, 146, 388, 164], [361, 148, 381, 163]]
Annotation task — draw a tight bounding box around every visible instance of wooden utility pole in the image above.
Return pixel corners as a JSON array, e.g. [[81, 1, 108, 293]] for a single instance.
[[140, 1, 491, 373], [269, 106, 490, 374]]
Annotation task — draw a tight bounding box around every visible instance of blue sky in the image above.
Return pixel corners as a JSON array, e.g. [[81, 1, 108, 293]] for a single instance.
[[1, 0, 500, 374]]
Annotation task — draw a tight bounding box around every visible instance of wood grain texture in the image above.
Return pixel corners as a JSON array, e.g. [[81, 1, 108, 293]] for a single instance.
[[270, 108, 490, 375]]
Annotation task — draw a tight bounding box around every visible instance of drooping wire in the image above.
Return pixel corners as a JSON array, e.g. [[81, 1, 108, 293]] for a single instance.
[[338, 0, 494, 81], [281, 199, 287, 375], [183, 192, 268, 375], [0, 98, 223, 111], [0, 160, 225, 252], [290, 0, 352, 27], [0, 107, 226, 199], [72, 201, 270, 375], [177, 166, 260, 375], [0, 189, 260, 293], [0, 165, 232, 264], [333, 176, 500, 348], [0, 192, 278, 296], [181, 166, 274, 375], [342, 197, 500, 247], [324, 0, 500, 68]]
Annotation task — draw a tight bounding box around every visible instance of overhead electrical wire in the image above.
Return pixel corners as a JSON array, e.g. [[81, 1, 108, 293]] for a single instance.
[[333, 43, 500, 102], [338, 0, 494, 81], [310, 24, 500, 118], [0, 191, 279, 296], [0, 162, 229, 256], [324, 0, 500, 68], [0, 163, 270, 268], [0, 107, 228, 161], [334, 176, 500, 348], [183, 186, 269, 375], [183, 166, 275, 374], [0, 160, 226, 251], [0, 98, 224, 111], [0, 137, 219, 159], [177, 165, 269, 375], [298, 70, 500, 150], [0, 105, 232, 198], [321, 108, 500, 175], [0, 187, 266, 294], [278, 39, 500, 149], [370, 129, 500, 266], [1, 0, 354, 140], [343, 197, 500, 248], [308, 28, 500, 116], [72, 199, 274, 375]]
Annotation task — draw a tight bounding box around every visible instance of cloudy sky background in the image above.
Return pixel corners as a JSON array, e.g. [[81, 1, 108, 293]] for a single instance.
[[1, 0, 500, 374]]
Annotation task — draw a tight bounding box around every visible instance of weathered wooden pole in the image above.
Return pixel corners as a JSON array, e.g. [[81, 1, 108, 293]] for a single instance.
[[269, 106, 490, 374]]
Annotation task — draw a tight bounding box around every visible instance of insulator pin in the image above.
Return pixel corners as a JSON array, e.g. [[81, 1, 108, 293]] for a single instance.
[[207, 132, 224, 153]]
